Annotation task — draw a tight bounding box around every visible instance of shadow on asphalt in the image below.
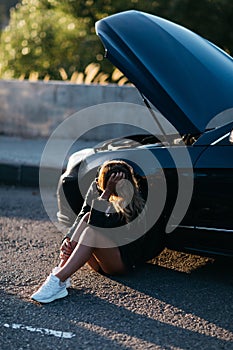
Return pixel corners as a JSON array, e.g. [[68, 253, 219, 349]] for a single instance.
[[1, 258, 233, 350], [112, 259, 233, 334], [1, 186, 232, 348]]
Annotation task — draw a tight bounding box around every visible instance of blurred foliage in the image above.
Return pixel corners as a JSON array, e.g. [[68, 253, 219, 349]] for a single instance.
[[0, 0, 100, 80], [168, 0, 233, 55], [0, 0, 232, 81]]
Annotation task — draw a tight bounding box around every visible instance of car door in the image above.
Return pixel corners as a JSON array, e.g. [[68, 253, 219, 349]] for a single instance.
[[193, 129, 233, 230]]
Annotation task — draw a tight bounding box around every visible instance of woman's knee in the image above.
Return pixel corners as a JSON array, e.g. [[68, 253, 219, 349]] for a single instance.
[[79, 226, 114, 249], [79, 226, 97, 247]]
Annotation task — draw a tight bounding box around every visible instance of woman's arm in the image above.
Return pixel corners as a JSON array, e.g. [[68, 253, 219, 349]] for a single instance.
[[63, 180, 100, 240], [100, 172, 125, 200]]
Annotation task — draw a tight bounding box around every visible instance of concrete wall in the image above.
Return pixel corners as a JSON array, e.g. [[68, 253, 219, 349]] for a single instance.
[[0, 80, 146, 140]]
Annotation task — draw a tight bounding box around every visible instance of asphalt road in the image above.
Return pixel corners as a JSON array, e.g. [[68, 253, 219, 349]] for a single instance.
[[0, 186, 233, 350]]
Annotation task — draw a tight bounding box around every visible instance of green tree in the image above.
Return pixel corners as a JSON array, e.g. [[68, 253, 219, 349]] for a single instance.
[[0, 0, 100, 79], [167, 0, 233, 54], [0, 0, 232, 81], [56, 0, 233, 55]]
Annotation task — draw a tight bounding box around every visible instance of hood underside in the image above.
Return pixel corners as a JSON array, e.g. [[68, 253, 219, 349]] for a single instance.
[[96, 10, 233, 134]]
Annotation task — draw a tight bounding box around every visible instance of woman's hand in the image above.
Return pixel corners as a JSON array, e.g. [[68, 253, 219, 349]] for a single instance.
[[59, 238, 76, 261], [101, 172, 125, 199]]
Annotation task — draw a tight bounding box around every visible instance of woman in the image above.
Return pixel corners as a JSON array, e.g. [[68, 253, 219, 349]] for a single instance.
[[31, 160, 159, 303]]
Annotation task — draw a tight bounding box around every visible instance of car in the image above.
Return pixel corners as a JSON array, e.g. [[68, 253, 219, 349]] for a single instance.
[[57, 10, 233, 258]]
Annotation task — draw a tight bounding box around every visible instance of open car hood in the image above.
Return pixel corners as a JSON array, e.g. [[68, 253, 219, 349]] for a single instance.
[[96, 10, 233, 134]]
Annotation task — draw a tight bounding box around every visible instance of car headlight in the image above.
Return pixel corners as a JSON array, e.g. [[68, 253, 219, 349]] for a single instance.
[[66, 148, 95, 173]]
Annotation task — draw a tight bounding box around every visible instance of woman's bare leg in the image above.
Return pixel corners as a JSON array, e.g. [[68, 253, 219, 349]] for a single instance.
[[87, 254, 102, 272], [58, 212, 90, 267], [92, 247, 126, 275], [55, 227, 126, 282]]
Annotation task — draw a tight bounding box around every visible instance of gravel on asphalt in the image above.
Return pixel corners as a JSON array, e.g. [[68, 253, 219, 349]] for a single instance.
[[0, 186, 233, 350]]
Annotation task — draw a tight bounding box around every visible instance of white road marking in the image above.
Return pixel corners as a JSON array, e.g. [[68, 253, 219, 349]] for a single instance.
[[3, 323, 76, 339]]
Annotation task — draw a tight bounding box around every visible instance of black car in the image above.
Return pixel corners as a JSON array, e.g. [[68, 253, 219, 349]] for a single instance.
[[57, 11, 233, 258]]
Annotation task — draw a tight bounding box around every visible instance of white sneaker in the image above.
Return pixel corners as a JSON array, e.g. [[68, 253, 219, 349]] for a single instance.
[[31, 274, 68, 303], [52, 267, 71, 288]]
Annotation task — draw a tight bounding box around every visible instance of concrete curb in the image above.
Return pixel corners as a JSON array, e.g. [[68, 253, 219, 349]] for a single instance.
[[0, 162, 40, 187], [0, 136, 96, 188]]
